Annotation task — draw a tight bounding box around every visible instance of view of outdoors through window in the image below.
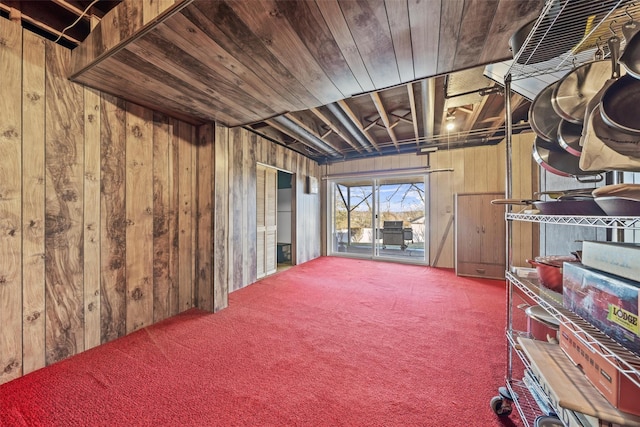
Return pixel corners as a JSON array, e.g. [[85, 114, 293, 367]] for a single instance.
[[333, 179, 425, 258]]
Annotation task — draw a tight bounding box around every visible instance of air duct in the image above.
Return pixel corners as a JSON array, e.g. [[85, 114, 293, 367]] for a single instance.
[[326, 103, 373, 153], [272, 115, 341, 158]]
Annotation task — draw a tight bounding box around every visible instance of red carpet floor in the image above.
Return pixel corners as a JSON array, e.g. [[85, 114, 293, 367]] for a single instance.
[[0, 257, 522, 426]]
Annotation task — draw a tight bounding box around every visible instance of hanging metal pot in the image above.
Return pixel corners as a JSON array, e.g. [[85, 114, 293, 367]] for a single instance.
[[600, 74, 640, 134], [620, 12, 640, 77], [590, 104, 640, 158], [557, 119, 583, 156], [529, 81, 562, 142], [551, 60, 611, 124], [532, 137, 602, 181]]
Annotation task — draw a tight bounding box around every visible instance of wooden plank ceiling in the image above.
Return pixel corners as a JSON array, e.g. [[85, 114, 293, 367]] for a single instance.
[[3, 0, 547, 163]]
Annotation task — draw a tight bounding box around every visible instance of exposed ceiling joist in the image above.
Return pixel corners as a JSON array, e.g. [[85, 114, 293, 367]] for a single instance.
[[336, 100, 380, 152], [310, 107, 363, 153], [407, 83, 420, 146], [370, 92, 399, 150], [284, 113, 344, 155]]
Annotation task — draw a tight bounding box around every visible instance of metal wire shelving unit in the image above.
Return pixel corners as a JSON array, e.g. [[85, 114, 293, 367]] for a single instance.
[[499, 1, 640, 425], [508, 0, 640, 81]]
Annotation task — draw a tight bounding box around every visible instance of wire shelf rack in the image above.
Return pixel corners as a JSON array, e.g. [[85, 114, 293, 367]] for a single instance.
[[507, 271, 640, 390], [508, 0, 640, 80], [506, 212, 640, 228]]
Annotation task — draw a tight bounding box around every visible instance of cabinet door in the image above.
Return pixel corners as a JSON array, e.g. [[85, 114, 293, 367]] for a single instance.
[[456, 193, 505, 279], [456, 195, 482, 263], [480, 195, 506, 265]]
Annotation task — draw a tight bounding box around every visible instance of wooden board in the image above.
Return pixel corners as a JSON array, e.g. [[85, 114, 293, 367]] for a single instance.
[[196, 123, 213, 311], [409, 0, 441, 79], [21, 29, 46, 375], [229, 128, 245, 290], [153, 111, 171, 321], [213, 123, 229, 310], [125, 103, 154, 333], [45, 40, 85, 364], [0, 18, 23, 383], [83, 87, 102, 350], [315, 0, 375, 93], [452, 0, 500, 70], [168, 117, 181, 316], [100, 93, 127, 343], [339, 0, 399, 89], [178, 121, 193, 311]]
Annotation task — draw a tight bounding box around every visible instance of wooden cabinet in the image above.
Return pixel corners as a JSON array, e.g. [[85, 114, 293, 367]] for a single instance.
[[455, 193, 505, 279]]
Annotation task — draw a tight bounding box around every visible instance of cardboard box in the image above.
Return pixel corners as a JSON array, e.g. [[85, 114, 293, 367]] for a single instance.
[[581, 241, 640, 282], [563, 263, 640, 356], [559, 324, 640, 417]]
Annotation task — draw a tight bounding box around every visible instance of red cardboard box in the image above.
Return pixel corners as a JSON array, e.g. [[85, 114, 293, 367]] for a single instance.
[[563, 263, 640, 357], [559, 323, 640, 417]]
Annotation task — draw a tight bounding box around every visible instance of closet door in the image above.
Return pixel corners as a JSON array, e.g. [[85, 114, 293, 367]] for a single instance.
[[257, 165, 277, 279]]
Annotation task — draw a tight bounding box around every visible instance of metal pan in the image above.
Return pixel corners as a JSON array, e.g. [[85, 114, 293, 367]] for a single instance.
[[600, 74, 640, 135], [529, 82, 562, 142], [557, 120, 582, 156], [532, 137, 602, 180], [620, 26, 640, 79], [551, 60, 611, 124], [591, 104, 640, 157]]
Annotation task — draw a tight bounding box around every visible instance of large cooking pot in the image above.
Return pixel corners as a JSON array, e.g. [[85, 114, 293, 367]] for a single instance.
[[532, 137, 603, 180], [529, 82, 562, 142], [600, 74, 640, 135], [551, 60, 611, 124], [619, 27, 640, 78]]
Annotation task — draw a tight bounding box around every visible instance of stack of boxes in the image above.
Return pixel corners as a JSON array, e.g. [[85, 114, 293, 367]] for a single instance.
[[560, 241, 640, 417]]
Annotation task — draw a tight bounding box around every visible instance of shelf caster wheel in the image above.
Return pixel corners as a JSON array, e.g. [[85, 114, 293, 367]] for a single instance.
[[490, 395, 513, 416]]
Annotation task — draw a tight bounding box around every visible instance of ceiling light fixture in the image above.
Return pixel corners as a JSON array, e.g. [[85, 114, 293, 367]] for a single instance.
[[446, 111, 456, 131]]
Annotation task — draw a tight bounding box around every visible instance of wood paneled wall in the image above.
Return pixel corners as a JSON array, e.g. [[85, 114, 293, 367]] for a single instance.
[[322, 132, 538, 268], [0, 18, 198, 384], [195, 125, 322, 295]]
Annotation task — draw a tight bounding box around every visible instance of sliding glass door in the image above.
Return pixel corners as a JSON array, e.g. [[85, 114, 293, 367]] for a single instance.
[[332, 180, 374, 256], [329, 175, 428, 264]]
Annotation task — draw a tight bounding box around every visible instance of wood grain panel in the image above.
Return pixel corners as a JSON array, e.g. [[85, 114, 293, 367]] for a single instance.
[[479, 0, 543, 64], [21, 29, 46, 375], [452, 0, 499, 70], [189, 1, 319, 109], [83, 87, 101, 350], [45, 40, 85, 364], [436, 0, 464, 74], [100, 93, 127, 343], [385, 0, 414, 83], [339, 0, 400, 89], [110, 48, 245, 124], [156, 14, 294, 114], [0, 19, 23, 382], [71, 0, 186, 75], [409, 0, 441, 78], [243, 131, 257, 284], [213, 124, 229, 311], [315, 0, 375, 93], [153, 112, 171, 321], [128, 28, 278, 121], [229, 128, 244, 290], [229, 0, 343, 104], [256, 164, 266, 279], [125, 103, 154, 333], [196, 123, 213, 311], [168, 117, 181, 316], [178, 121, 194, 311], [274, 0, 363, 96]]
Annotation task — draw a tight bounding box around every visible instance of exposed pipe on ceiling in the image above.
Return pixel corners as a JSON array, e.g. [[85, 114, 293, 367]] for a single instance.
[[421, 79, 435, 139], [325, 103, 373, 153], [272, 115, 341, 158]]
